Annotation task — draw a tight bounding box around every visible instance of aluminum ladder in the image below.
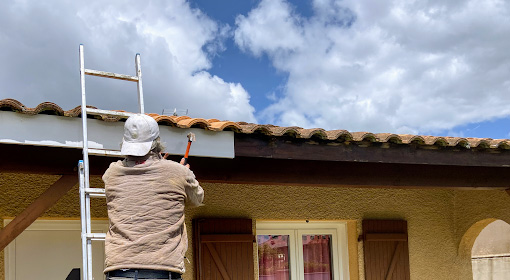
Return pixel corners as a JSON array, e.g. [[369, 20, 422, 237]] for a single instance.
[[78, 44, 145, 280]]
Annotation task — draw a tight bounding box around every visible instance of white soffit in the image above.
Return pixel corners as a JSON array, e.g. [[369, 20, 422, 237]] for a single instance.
[[0, 111, 234, 159]]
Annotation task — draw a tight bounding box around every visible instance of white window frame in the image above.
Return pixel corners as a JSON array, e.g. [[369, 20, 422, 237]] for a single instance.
[[3, 219, 108, 280], [256, 221, 350, 280]]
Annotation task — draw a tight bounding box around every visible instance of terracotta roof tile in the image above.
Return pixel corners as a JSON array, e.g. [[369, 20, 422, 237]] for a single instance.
[[171, 115, 191, 123], [238, 124, 273, 135], [208, 121, 242, 132], [267, 126, 301, 137], [151, 115, 179, 126], [298, 128, 328, 139], [2, 99, 510, 151], [324, 130, 352, 141], [32, 102, 65, 115], [351, 132, 377, 142], [374, 133, 402, 144], [64, 105, 84, 117], [397, 134, 415, 144], [491, 140, 510, 149], [175, 118, 210, 129], [432, 137, 449, 146], [0, 98, 25, 112], [465, 138, 491, 148], [471, 139, 492, 149]]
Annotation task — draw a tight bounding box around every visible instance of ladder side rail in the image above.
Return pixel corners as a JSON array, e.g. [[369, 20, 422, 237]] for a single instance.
[[85, 185, 92, 280], [85, 191, 92, 234], [87, 237, 93, 280], [79, 45, 91, 190], [79, 44, 93, 280], [78, 161, 89, 280], [135, 54, 145, 114]]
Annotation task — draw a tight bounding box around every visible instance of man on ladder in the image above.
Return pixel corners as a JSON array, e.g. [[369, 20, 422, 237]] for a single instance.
[[102, 114, 204, 280]]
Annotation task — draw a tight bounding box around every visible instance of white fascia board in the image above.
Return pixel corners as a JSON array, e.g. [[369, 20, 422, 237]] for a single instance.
[[0, 111, 234, 159]]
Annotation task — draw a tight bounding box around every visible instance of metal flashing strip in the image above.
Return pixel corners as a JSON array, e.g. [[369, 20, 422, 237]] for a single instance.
[[0, 111, 234, 158]]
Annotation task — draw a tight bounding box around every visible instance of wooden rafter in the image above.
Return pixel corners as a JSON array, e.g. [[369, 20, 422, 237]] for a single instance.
[[0, 175, 78, 251], [235, 134, 510, 167]]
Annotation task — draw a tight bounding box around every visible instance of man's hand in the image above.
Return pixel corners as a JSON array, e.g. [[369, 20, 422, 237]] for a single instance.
[[180, 158, 190, 169], [161, 153, 169, 159]]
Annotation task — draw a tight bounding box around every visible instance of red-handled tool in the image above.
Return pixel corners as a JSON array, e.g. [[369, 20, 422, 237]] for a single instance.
[[183, 132, 195, 165]]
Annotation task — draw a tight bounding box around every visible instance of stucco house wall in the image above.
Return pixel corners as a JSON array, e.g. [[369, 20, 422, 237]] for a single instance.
[[1, 172, 510, 280]]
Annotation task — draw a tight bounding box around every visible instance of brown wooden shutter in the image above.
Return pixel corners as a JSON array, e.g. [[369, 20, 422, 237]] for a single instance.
[[193, 218, 254, 280], [361, 220, 410, 280]]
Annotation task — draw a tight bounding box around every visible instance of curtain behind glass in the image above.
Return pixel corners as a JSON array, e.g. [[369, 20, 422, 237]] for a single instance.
[[258, 235, 290, 280], [302, 235, 332, 280]]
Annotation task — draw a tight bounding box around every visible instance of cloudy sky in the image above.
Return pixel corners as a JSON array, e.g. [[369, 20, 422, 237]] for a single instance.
[[1, 0, 510, 138]]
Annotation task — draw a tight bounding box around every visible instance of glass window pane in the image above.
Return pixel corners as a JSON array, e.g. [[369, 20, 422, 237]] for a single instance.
[[257, 235, 290, 280], [302, 235, 333, 280]]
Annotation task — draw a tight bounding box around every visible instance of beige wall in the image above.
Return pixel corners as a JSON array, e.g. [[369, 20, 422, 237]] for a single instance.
[[1, 173, 510, 280]]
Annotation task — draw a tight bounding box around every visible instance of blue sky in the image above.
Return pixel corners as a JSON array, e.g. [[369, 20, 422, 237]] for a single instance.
[[191, 0, 510, 139], [189, 0, 287, 112], [1, 0, 510, 139], [193, 0, 510, 139]]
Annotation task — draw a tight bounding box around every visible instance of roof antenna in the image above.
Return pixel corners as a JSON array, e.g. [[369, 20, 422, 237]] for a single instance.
[[162, 108, 188, 116]]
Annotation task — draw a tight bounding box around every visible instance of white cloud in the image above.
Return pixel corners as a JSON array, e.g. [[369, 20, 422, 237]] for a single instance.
[[0, 0, 256, 122], [235, 0, 304, 57], [235, 0, 510, 134]]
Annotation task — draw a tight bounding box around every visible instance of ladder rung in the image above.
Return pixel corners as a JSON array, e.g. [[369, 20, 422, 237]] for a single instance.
[[84, 69, 139, 82], [85, 187, 106, 197], [86, 233, 106, 240], [86, 108, 136, 118], [88, 148, 122, 157]]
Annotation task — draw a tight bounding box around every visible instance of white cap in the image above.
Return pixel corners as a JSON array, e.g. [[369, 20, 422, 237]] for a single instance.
[[121, 114, 160, 156]]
